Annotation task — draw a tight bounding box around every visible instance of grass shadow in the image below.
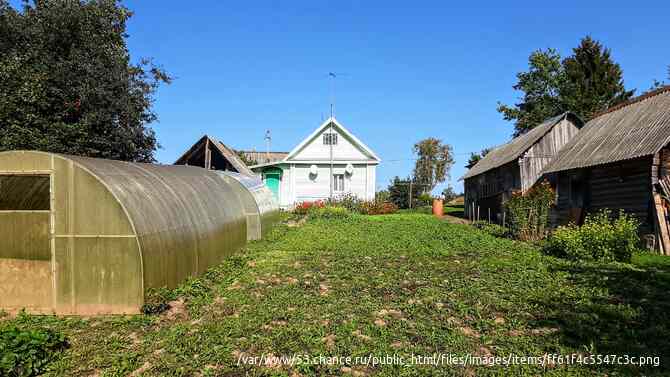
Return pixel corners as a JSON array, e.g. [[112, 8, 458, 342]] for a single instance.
[[535, 256, 670, 374]]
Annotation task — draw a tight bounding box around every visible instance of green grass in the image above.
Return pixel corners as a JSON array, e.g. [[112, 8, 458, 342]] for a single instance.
[[2, 214, 669, 376]]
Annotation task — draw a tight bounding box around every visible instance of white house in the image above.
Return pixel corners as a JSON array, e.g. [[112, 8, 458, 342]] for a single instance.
[[250, 117, 380, 209]]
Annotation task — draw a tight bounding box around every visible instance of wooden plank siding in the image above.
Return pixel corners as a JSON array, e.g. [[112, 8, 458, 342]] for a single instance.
[[551, 156, 654, 233], [519, 118, 581, 191], [463, 115, 581, 223], [464, 161, 520, 222]]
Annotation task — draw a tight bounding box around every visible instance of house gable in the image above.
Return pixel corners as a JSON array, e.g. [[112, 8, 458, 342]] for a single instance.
[[286, 117, 380, 163]]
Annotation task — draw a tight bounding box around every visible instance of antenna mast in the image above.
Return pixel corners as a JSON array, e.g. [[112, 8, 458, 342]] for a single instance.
[[264, 130, 271, 162], [328, 72, 336, 200]]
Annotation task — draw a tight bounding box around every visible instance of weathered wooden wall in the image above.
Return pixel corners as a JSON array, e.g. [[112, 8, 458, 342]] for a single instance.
[[464, 161, 520, 222], [551, 156, 653, 232], [519, 118, 582, 191]]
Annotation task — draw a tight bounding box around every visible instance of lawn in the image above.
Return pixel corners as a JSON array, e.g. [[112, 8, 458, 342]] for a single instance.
[[2, 213, 670, 376]]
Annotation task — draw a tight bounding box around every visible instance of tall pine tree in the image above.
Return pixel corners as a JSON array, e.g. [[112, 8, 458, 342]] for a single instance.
[[560, 36, 634, 120], [498, 36, 634, 136]]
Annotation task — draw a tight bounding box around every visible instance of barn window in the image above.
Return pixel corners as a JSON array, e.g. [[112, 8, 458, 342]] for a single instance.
[[0, 175, 50, 211], [323, 133, 338, 145], [333, 174, 344, 192]]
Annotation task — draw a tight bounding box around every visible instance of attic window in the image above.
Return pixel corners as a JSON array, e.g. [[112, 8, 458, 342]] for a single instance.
[[323, 133, 338, 145]]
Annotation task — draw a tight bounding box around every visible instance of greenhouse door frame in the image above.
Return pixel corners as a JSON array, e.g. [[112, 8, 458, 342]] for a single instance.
[[0, 170, 55, 313]]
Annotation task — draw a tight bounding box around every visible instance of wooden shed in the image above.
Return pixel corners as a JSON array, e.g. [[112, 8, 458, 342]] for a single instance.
[[542, 86, 670, 253], [175, 135, 254, 176], [463, 112, 582, 222]]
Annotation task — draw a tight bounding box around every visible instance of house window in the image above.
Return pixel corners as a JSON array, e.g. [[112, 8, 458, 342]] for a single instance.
[[333, 174, 344, 192], [323, 133, 338, 145]]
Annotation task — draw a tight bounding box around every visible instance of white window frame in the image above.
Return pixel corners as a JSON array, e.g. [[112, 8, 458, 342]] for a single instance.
[[333, 173, 345, 192]]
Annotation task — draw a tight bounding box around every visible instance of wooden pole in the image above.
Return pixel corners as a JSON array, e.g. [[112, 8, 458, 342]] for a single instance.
[[653, 193, 670, 255]]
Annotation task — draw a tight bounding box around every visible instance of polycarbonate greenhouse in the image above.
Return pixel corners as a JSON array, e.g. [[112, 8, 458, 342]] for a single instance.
[[0, 151, 279, 315], [217, 171, 280, 240]]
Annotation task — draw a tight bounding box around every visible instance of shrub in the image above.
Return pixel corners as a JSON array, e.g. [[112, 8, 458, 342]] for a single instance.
[[358, 200, 398, 215], [0, 325, 68, 377], [387, 176, 414, 209], [293, 200, 325, 216], [328, 193, 363, 212], [142, 287, 174, 315], [375, 190, 390, 203], [473, 221, 509, 238], [505, 180, 554, 241], [309, 205, 351, 219], [416, 193, 433, 207], [544, 209, 640, 262]]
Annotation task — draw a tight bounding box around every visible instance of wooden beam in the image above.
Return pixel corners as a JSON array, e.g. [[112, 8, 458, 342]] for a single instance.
[[204, 139, 212, 170]]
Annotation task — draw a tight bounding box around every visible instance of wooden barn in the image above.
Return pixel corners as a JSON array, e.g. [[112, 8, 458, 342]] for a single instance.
[[463, 112, 582, 222], [542, 86, 670, 253]]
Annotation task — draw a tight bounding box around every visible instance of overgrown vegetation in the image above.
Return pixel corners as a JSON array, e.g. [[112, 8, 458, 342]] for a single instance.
[[0, 321, 68, 377], [141, 288, 174, 315], [505, 180, 554, 241], [308, 205, 351, 219], [2, 214, 668, 376], [544, 210, 641, 262], [472, 220, 509, 238], [294, 193, 399, 217]]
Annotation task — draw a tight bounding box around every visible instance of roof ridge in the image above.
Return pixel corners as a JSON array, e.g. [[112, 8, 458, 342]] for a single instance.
[[590, 85, 670, 119]]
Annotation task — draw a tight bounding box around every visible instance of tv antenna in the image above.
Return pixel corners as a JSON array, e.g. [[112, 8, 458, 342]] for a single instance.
[[264, 130, 271, 161]]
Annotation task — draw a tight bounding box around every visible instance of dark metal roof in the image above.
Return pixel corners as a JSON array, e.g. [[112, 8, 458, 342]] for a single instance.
[[462, 112, 579, 180], [543, 87, 670, 173]]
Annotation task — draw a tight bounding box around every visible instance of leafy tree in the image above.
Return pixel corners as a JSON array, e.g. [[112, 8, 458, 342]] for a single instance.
[[387, 176, 418, 209], [561, 36, 634, 120], [651, 65, 670, 89], [235, 150, 257, 166], [442, 185, 457, 202], [412, 138, 454, 194], [0, 0, 171, 162], [497, 49, 566, 136], [498, 37, 634, 136], [375, 190, 390, 203], [465, 147, 491, 169]]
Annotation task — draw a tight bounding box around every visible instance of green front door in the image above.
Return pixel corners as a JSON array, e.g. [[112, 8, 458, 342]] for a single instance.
[[263, 167, 282, 200]]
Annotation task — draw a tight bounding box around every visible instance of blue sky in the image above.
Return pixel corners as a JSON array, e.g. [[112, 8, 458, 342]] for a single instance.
[[19, 1, 670, 193]]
